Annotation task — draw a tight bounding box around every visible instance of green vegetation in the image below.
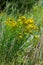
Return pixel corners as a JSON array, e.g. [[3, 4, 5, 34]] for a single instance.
[[0, 0, 43, 65]]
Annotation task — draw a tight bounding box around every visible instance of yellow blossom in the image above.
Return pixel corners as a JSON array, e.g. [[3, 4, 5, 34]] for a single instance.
[[5, 21, 10, 26], [26, 24, 38, 30], [18, 19, 22, 22], [24, 32, 27, 35], [7, 18, 15, 22], [19, 16, 26, 23], [5, 20, 17, 27], [17, 19, 23, 25], [33, 26, 38, 30], [24, 18, 34, 24], [29, 18, 34, 23], [26, 24, 34, 29], [19, 16, 26, 19], [34, 35, 39, 39], [11, 21, 17, 27], [19, 35, 22, 38]]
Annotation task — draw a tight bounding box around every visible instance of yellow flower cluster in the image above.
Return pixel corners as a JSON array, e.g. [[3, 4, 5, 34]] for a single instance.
[[18, 16, 34, 24], [18, 16, 38, 28], [26, 24, 38, 30], [17, 16, 26, 25], [24, 18, 34, 24], [5, 18, 17, 27], [5, 16, 38, 36]]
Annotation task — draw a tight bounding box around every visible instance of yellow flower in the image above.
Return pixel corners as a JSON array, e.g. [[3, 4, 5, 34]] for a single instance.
[[26, 24, 38, 30], [17, 19, 23, 25], [19, 16, 26, 23], [11, 21, 17, 27], [19, 16, 26, 19], [29, 24, 34, 28], [5, 21, 9, 25], [5, 19, 17, 27], [34, 35, 39, 39], [24, 32, 27, 35], [19, 33, 23, 38], [29, 18, 34, 23], [7, 18, 14, 22], [26, 24, 34, 29], [33, 26, 38, 30], [18, 19, 22, 22], [19, 35, 22, 38], [25, 18, 34, 24]]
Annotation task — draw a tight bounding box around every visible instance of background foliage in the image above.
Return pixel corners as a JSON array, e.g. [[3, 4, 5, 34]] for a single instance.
[[0, 0, 38, 14]]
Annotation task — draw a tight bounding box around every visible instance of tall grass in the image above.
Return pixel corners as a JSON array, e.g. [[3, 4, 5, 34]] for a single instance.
[[0, 0, 43, 65]]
